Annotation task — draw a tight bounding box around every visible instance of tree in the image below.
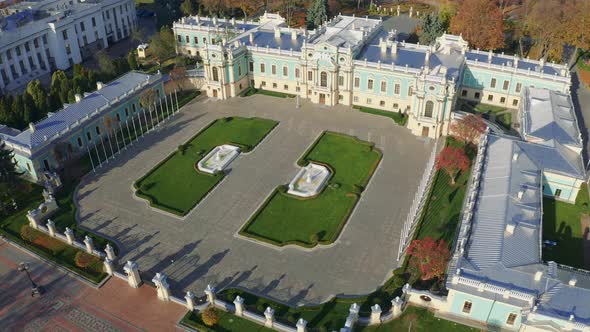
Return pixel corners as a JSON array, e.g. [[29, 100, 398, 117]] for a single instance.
[[201, 0, 226, 16], [22, 92, 37, 125], [127, 51, 139, 70], [564, 1, 590, 67], [449, 114, 486, 146], [227, 0, 261, 20], [96, 50, 116, 78], [435, 146, 470, 185], [26, 80, 48, 116], [419, 12, 447, 45], [180, 0, 197, 16], [0, 139, 21, 185], [169, 66, 188, 91], [307, 0, 328, 29], [406, 237, 450, 281], [201, 306, 220, 326], [450, 0, 504, 50], [525, 0, 567, 61], [140, 89, 158, 110], [149, 26, 176, 66], [130, 27, 146, 43]]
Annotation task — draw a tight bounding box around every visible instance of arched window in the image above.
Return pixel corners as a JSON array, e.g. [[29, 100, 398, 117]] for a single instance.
[[424, 101, 434, 118], [212, 67, 219, 81], [320, 72, 328, 87], [295, 67, 300, 78]]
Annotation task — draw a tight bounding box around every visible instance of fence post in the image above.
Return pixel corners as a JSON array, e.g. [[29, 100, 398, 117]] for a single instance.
[[370, 304, 382, 325], [123, 260, 142, 288], [104, 244, 116, 261], [185, 291, 195, 311], [152, 273, 171, 302], [234, 295, 244, 316], [84, 236, 94, 254], [103, 257, 114, 275], [264, 307, 275, 328], [64, 227, 75, 245], [46, 219, 56, 237], [296, 318, 308, 332], [205, 284, 216, 304]]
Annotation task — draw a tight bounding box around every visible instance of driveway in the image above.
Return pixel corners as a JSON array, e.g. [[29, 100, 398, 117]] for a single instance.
[[75, 95, 434, 306]]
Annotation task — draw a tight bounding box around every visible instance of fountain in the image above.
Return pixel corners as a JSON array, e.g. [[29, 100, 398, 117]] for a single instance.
[[287, 162, 331, 197], [197, 144, 241, 174]]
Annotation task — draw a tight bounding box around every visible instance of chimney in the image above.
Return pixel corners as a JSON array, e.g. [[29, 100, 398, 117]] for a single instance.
[[74, 93, 82, 102], [96, 81, 104, 90], [569, 277, 577, 287], [488, 50, 493, 63], [213, 17, 218, 25], [249, 33, 254, 44], [392, 41, 398, 54], [505, 223, 516, 235], [29, 122, 36, 133], [514, 56, 519, 68], [274, 27, 280, 39], [517, 190, 524, 200], [379, 38, 387, 53], [540, 57, 545, 67], [534, 271, 543, 281], [291, 29, 297, 41]]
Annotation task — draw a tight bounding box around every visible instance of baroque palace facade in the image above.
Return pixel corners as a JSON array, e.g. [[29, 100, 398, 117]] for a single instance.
[[172, 12, 571, 139]]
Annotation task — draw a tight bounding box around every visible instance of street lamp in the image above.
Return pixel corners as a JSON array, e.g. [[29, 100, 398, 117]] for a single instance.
[[17, 262, 42, 297]]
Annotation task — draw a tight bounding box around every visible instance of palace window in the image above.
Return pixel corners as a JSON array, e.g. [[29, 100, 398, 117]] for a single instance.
[[503, 80, 510, 90], [353, 96, 359, 102], [320, 72, 328, 87], [95, 126, 101, 135], [295, 68, 300, 78], [249, 61, 254, 72], [77, 137, 83, 147], [284, 84, 289, 90], [177, 35, 181, 42], [513, 99, 519, 106], [260, 63, 265, 73], [380, 81, 387, 93], [261, 81, 266, 86], [271, 65, 276, 75], [132, 104, 137, 112], [339, 94, 343, 101], [354, 76, 360, 88], [500, 97, 506, 104], [194, 36, 198, 44], [515, 82, 522, 93], [283, 66, 288, 76], [474, 92, 480, 99], [272, 83, 277, 88], [380, 100, 385, 107], [308, 71, 313, 81], [488, 94, 493, 102], [238, 64, 242, 76], [203, 37, 207, 44], [462, 90, 467, 97], [125, 108, 129, 116], [424, 101, 434, 118], [462, 301, 472, 314], [338, 76, 344, 86], [506, 313, 517, 326], [408, 86, 413, 96], [393, 103, 399, 109], [367, 79, 374, 90], [116, 113, 121, 122], [555, 189, 562, 197], [366, 98, 372, 104], [394, 83, 401, 95], [491, 78, 497, 88], [87, 132, 92, 141], [212, 67, 219, 81]]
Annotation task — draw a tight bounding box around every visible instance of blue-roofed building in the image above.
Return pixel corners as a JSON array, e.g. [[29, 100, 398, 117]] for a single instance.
[[173, 13, 572, 140], [0, 71, 165, 182]]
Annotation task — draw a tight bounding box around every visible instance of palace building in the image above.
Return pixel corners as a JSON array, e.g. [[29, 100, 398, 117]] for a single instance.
[[172, 12, 571, 139]]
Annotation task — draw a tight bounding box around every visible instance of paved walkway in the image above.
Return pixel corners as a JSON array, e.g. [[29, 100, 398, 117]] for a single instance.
[[75, 95, 434, 306], [0, 239, 186, 331]]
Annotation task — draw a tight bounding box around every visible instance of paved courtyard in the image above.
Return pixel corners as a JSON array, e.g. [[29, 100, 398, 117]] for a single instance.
[[0, 239, 186, 331], [75, 94, 434, 306]]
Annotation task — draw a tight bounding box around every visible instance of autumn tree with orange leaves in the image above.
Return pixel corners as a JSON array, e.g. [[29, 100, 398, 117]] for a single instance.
[[450, 114, 486, 146], [450, 0, 504, 50], [436, 146, 470, 185], [407, 237, 450, 281]]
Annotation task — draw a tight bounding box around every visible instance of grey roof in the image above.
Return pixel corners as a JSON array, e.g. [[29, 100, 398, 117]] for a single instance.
[[180, 17, 259, 32], [522, 87, 583, 149], [238, 31, 305, 52], [465, 51, 560, 76], [448, 134, 590, 325], [308, 15, 381, 49], [0, 71, 162, 153]]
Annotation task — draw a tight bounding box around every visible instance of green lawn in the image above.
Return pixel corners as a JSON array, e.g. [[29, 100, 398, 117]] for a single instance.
[[181, 309, 274, 332], [0, 179, 109, 283], [414, 138, 475, 244], [354, 106, 408, 126], [240, 132, 382, 247], [135, 117, 278, 216], [354, 306, 477, 332], [542, 184, 589, 269], [496, 112, 512, 130]]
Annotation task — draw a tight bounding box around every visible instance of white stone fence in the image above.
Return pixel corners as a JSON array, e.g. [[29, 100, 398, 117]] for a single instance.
[[397, 138, 440, 261]]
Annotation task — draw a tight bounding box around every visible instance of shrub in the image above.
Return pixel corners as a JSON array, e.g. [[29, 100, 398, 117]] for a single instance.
[[309, 233, 319, 244], [330, 182, 341, 189], [33, 236, 66, 255], [75, 251, 97, 269], [256, 303, 266, 314], [140, 182, 154, 192], [20, 225, 40, 242], [201, 306, 220, 326], [222, 117, 233, 122], [319, 326, 328, 332], [287, 314, 297, 323], [352, 184, 364, 194], [178, 144, 186, 155]]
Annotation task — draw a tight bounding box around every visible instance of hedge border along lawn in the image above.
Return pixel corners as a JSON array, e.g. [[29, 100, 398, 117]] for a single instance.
[[240, 131, 382, 248], [134, 117, 278, 216]]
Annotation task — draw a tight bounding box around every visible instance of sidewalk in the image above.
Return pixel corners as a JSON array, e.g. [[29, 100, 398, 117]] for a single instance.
[[0, 239, 186, 331]]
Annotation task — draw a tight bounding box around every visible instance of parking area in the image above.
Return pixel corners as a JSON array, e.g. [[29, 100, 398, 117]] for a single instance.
[[75, 94, 434, 306]]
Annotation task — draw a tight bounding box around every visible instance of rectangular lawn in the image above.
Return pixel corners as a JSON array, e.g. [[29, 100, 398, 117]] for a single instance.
[[240, 131, 382, 247], [135, 117, 278, 216]]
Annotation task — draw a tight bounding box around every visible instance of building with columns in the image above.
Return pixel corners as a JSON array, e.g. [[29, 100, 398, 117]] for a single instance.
[[173, 13, 571, 139], [0, 0, 137, 94]]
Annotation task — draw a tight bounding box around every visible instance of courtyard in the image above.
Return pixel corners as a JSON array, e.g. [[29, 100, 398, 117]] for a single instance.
[[74, 94, 433, 306]]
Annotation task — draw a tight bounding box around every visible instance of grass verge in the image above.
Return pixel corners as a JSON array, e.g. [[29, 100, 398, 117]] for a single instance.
[[353, 105, 408, 126], [240, 131, 381, 247], [135, 117, 278, 216]]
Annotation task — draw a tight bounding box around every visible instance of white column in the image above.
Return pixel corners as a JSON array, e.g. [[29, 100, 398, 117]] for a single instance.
[[185, 291, 195, 311], [1, 53, 14, 82], [152, 273, 171, 301], [123, 260, 142, 288], [370, 304, 382, 325], [296, 318, 308, 332], [46, 219, 56, 237], [103, 257, 114, 275], [234, 295, 244, 316], [391, 296, 404, 318], [264, 307, 275, 328], [64, 227, 75, 245], [104, 243, 116, 260], [27, 212, 39, 229], [205, 284, 216, 304], [84, 235, 94, 254]]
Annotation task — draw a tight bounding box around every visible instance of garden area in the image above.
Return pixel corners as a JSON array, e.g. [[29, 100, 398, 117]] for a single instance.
[[240, 131, 382, 247], [459, 101, 512, 131], [181, 307, 274, 332], [239, 87, 296, 99], [134, 117, 278, 216], [542, 184, 590, 270], [353, 306, 475, 332], [577, 52, 590, 88], [353, 106, 408, 126]]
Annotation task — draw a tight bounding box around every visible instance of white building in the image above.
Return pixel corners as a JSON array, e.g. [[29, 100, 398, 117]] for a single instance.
[[0, 0, 137, 94]]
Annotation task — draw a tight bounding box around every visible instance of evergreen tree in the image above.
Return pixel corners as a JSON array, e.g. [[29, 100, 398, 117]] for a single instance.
[[127, 51, 139, 70], [11, 95, 25, 129], [22, 93, 37, 124], [26, 80, 47, 117], [419, 13, 447, 45], [307, 0, 327, 29]]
